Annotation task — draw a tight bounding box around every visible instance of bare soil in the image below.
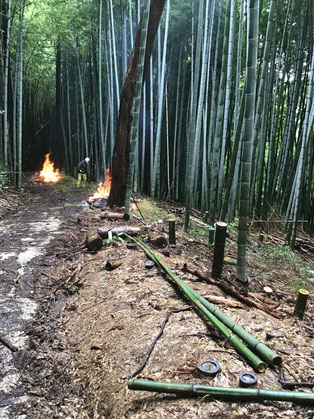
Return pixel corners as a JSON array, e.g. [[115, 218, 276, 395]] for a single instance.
[[0, 179, 313, 418]]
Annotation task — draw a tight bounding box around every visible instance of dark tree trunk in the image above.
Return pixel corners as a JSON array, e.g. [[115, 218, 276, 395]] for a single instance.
[[107, 0, 166, 207]]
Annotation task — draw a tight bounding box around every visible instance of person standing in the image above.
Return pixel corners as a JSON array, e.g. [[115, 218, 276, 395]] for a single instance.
[[77, 157, 90, 187]]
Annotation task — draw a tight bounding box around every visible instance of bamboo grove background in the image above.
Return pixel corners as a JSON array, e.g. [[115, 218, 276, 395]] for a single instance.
[[0, 0, 313, 246]]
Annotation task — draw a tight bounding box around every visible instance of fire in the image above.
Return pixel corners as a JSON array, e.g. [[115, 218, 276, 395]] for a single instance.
[[88, 169, 111, 202], [131, 203, 137, 211], [40, 153, 60, 182]]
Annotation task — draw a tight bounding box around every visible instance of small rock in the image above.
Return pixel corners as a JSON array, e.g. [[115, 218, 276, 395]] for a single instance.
[[307, 270, 314, 278]]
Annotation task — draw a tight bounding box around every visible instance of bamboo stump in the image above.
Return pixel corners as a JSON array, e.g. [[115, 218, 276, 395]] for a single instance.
[[86, 229, 103, 251], [168, 218, 176, 245], [211, 221, 228, 279], [294, 289, 309, 319]]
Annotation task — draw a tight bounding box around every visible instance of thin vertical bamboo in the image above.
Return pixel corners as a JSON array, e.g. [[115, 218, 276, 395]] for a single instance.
[[124, 0, 151, 212], [17, 0, 25, 190], [75, 41, 88, 157], [3, 0, 12, 167], [237, 0, 259, 283], [217, 0, 236, 213], [98, 0, 106, 174], [151, 0, 170, 198]]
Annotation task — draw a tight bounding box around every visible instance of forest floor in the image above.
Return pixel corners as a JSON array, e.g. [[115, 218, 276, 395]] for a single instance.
[[0, 176, 313, 419]]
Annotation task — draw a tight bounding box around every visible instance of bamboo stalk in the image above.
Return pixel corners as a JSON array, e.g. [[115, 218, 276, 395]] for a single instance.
[[128, 379, 314, 404], [126, 236, 266, 372]]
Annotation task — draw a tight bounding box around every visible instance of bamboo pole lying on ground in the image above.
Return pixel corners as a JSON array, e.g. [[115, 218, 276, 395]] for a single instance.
[[127, 236, 281, 368], [98, 226, 140, 239], [100, 211, 130, 221], [128, 379, 314, 404], [125, 236, 266, 372], [106, 258, 125, 271]]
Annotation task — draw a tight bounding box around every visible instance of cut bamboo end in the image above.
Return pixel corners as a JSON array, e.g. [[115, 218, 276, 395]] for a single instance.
[[294, 289, 310, 320], [257, 362, 267, 373], [105, 258, 124, 271], [216, 221, 228, 228], [272, 355, 283, 366]]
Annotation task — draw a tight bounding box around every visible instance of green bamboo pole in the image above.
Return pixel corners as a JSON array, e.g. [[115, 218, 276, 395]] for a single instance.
[[126, 236, 266, 372], [128, 379, 314, 404], [126, 236, 281, 368]]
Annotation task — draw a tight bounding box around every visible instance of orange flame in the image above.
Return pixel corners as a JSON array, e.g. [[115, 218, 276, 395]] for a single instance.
[[131, 203, 137, 211], [88, 169, 111, 202], [40, 153, 60, 182]]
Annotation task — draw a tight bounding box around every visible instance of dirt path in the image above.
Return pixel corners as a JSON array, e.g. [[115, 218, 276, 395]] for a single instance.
[[0, 184, 87, 418]]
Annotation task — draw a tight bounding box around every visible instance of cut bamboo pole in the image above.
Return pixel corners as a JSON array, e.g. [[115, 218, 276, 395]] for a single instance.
[[100, 211, 130, 221], [168, 218, 176, 245], [98, 226, 140, 239], [127, 236, 281, 368], [106, 258, 125, 271], [294, 289, 309, 320], [128, 379, 314, 404], [212, 221, 228, 278], [126, 236, 266, 372], [86, 230, 103, 251]]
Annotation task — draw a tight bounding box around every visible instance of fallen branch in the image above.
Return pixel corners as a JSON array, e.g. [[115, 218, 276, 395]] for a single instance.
[[204, 295, 244, 308], [182, 264, 280, 319], [130, 306, 192, 378], [279, 367, 314, 389]]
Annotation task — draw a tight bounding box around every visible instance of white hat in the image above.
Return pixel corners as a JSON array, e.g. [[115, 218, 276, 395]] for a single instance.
[[85, 157, 90, 162]]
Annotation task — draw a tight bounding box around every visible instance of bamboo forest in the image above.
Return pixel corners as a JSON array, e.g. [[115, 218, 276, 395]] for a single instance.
[[0, 0, 313, 417]]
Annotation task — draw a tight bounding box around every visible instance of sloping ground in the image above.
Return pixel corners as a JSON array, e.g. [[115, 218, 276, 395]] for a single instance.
[[52, 208, 314, 418], [1, 182, 313, 418]]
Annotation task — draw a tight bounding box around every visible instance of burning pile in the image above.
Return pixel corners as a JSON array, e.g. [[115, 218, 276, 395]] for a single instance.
[[88, 169, 111, 207], [40, 153, 60, 183]]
